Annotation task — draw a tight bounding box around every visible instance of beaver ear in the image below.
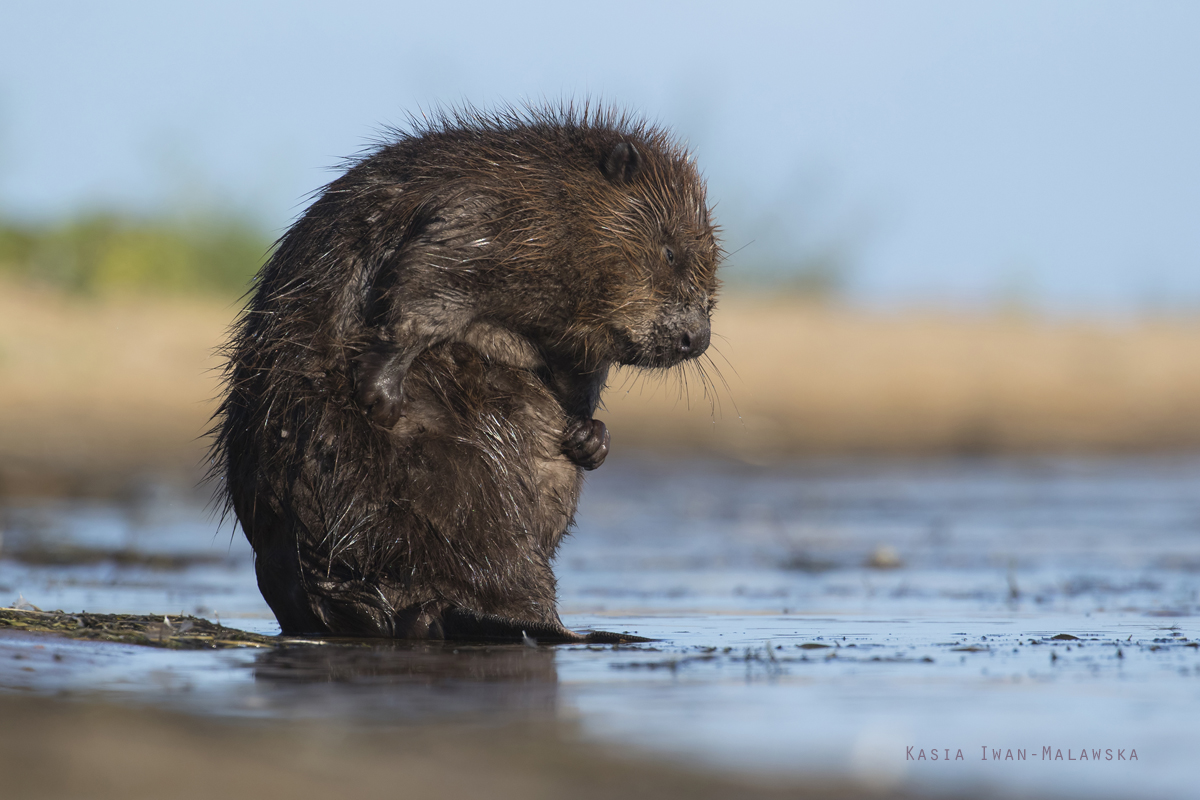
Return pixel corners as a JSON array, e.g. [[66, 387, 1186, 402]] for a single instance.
[[602, 141, 641, 184]]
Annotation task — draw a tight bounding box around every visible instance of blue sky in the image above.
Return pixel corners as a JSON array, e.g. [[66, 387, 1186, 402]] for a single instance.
[[1, 1, 1197, 311]]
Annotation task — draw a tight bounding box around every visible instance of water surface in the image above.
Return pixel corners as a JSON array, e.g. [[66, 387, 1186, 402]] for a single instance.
[[2, 455, 1198, 798]]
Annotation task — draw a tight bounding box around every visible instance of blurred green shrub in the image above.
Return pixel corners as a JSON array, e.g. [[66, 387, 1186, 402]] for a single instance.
[[0, 214, 270, 296]]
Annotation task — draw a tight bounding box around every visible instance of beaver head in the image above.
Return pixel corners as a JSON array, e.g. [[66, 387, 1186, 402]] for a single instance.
[[571, 137, 721, 370]]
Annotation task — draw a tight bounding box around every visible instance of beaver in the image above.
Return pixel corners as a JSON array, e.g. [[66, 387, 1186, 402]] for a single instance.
[[212, 104, 720, 642]]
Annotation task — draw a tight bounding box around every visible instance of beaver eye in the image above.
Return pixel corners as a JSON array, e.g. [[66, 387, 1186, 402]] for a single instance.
[[663, 246, 676, 265]]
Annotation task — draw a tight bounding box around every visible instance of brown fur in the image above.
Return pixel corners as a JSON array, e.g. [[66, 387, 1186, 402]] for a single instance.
[[211, 104, 720, 641]]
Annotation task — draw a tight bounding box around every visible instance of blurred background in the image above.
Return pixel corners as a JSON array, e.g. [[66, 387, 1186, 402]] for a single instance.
[[1, 0, 1199, 485]]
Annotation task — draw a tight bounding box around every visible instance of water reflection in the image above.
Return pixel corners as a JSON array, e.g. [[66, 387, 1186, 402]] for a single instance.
[[251, 641, 560, 719]]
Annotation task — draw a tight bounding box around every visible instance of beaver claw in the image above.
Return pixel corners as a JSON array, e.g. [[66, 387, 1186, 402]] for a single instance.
[[563, 418, 609, 470], [353, 349, 407, 429]]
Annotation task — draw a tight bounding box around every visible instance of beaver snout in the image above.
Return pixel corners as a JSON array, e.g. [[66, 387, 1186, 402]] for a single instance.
[[614, 303, 712, 368], [675, 320, 711, 359], [670, 299, 712, 361], [638, 308, 711, 367]]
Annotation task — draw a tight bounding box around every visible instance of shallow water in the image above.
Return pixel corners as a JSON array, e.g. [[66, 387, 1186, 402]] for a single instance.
[[2, 455, 1199, 798]]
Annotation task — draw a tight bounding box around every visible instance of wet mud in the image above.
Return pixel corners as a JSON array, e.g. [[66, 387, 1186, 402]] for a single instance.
[[0, 607, 275, 648]]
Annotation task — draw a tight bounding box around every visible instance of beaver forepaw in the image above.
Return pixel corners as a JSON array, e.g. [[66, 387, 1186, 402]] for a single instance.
[[563, 418, 609, 470], [353, 348, 408, 429]]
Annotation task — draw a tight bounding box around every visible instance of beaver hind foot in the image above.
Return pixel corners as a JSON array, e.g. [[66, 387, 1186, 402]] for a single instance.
[[291, 590, 648, 645], [441, 608, 650, 644]]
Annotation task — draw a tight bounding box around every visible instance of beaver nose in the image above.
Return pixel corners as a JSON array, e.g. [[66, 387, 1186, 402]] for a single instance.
[[675, 322, 711, 358]]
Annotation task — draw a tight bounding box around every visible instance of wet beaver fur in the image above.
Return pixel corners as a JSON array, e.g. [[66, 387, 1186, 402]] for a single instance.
[[212, 105, 720, 642]]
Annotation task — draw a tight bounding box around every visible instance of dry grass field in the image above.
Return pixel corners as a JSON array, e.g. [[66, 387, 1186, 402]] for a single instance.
[[0, 281, 235, 495], [607, 299, 1200, 458], [2, 278, 1199, 495]]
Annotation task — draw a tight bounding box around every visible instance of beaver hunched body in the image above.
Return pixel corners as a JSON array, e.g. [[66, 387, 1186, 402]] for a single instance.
[[213, 105, 720, 641]]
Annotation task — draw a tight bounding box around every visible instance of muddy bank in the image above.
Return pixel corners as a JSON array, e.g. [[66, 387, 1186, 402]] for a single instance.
[[3, 279, 1200, 496], [0, 607, 274, 648]]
